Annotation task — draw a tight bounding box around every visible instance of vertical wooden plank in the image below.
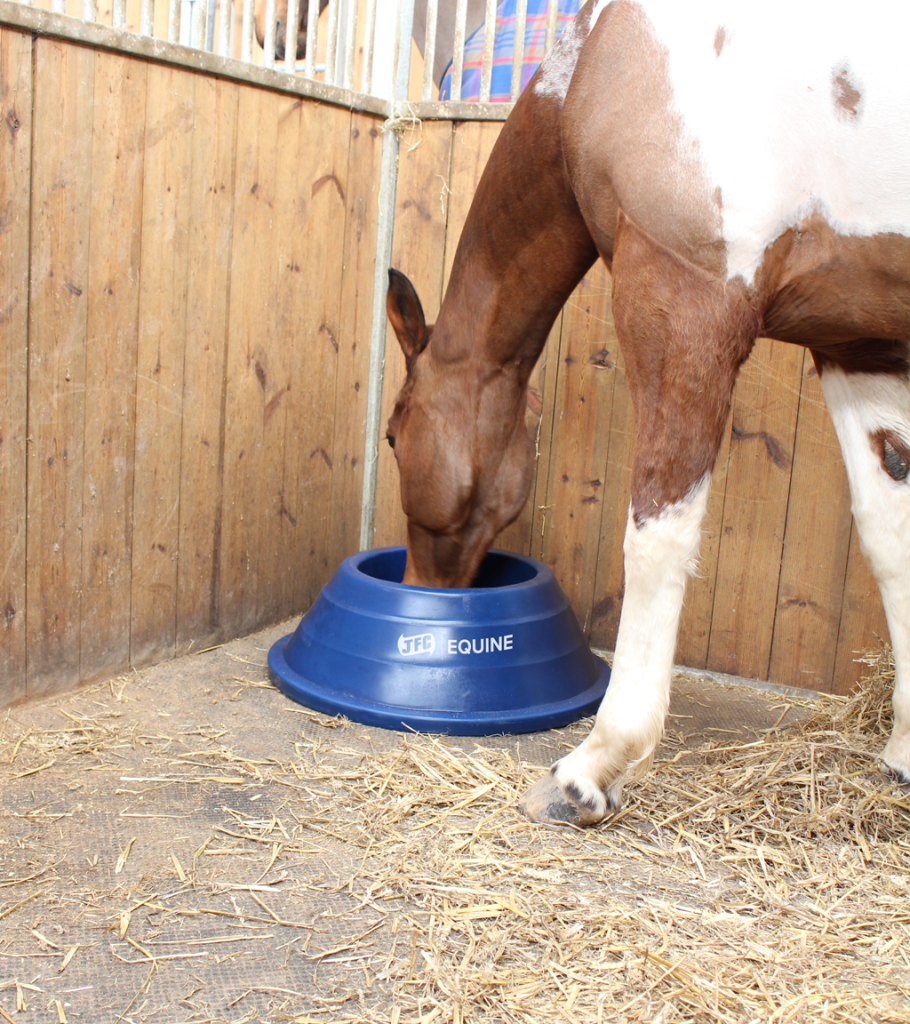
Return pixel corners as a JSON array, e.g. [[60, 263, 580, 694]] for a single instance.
[[372, 121, 453, 551], [706, 339, 803, 680], [535, 261, 616, 634], [675, 410, 733, 669], [276, 99, 350, 616], [175, 75, 238, 655], [130, 63, 194, 668], [219, 82, 282, 640], [588, 344, 634, 650], [441, 121, 501, 291], [26, 39, 94, 696], [328, 113, 384, 571], [768, 362, 853, 691], [0, 29, 31, 704], [832, 524, 890, 695], [79, 51, 148, 683], [245, 92, 306, 630]]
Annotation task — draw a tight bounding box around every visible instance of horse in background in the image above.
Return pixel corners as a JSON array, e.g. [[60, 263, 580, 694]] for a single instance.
[[254, 0, 485, 80]]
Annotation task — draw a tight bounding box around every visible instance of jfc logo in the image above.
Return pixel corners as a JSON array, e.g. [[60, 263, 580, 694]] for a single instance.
[[397, 633, 436, 657]]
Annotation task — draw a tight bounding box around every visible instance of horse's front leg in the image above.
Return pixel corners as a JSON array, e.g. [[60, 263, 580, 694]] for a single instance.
[[521, 214, 759, 826]]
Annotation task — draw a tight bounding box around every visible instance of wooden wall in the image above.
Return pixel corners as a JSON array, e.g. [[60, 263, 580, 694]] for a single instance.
[[0, 27, 382, 704], [372, 121, 889, 698], [0, 28, 889, 706]]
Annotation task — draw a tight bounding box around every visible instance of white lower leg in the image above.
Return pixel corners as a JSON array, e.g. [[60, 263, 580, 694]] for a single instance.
[[553, 474, 711, 813], [819, 367, 910, 778]]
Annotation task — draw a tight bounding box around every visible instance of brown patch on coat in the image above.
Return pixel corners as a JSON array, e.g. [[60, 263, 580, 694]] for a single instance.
[[713, 26, 726, 58], [611, 213, 758, 523], [811, 339, 910, 378], [563, 1, 725, 275], [754, 217, 910, 363], [832, 64, 862, 121], [870, 428, 910, 482]]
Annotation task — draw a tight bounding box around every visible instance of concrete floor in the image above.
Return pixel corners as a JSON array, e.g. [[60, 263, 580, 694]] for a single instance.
[[0, 619, 810, 1024]]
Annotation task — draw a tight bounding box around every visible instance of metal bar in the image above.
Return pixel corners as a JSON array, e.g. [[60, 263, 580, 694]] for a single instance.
[[359, 127, 399, 553], [83, 0, 98, 22], [479, 0, 496, 102], [262, 0, 277, 66], [302, 0, 319, 78], [324, 0, 339, 85], [240, 0, 253, 60], [113, 0, 126, 27], [393, 0, 414, 98], [205, 0, 216, 49], [218, 0, 231, 55], [140, 0, 153, 35], [360, 0, 376, 92], [420, 0, 436, 101], [343, 0, 358, 90], [52, 0, 64, 13], [168, 0, 180, 43], [193, 0, 206, 47], [544, 0, 558, 55], [450, 0, 468, 102], [359, 0, 417, 550], [284, 0, 300, 72], [510, 0, 526, 100]]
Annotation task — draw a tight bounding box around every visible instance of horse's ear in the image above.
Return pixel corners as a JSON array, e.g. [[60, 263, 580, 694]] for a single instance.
[[387, 268, 429, 368]]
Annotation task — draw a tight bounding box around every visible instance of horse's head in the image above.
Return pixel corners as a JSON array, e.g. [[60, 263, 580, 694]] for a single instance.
[[254, 0, 329, 61], [385, 269, 536, 588]]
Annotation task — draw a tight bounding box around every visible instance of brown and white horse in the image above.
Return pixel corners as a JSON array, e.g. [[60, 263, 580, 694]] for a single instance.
[[384, 0, 910, 826]]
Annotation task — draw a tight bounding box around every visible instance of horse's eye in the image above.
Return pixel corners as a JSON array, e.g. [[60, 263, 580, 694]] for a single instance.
[[386, 433, 396, 450]]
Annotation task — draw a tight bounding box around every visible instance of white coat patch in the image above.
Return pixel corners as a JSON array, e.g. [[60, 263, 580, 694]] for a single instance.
[[538, 0, 910, 284], [632, 0, 910, 284]]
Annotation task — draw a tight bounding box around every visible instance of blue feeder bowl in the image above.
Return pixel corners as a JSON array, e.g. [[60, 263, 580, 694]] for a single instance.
[[268, 547, 609, 735]]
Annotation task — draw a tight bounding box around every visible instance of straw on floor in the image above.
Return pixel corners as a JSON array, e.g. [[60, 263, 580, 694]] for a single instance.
[[0, 639, 908, 1023]]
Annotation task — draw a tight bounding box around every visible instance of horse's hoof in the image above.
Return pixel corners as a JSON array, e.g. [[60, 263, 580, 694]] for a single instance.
[[519, 771, 605, 828], [880, 758, 910, 788]]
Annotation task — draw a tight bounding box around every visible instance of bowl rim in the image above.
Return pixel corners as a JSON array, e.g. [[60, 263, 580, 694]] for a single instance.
[[346, 546, 553, 597]]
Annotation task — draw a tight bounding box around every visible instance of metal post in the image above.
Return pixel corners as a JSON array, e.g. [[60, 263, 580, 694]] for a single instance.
[[510, 0, 527, 100], [324, 0, 339, 85], [361, 0, 377, 92], [342, 0, 358, 90], [359, 0, 416, 552], [420, 0, 437, 101], [303, 0, 320, 79], [240, 0, 254, 61], [263, 0, 277, 66], [168, 0, 181, 43], [544, 0, 558, 55], [479, 0, 496, 102], [451, 0, 468, 102], [141, 0, 154, 35], [218, 0, 232, 55], [284, 0, 300, 72]]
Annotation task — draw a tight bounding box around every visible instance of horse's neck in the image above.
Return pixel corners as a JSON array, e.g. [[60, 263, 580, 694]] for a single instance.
[[432, 91, 598, 373]]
